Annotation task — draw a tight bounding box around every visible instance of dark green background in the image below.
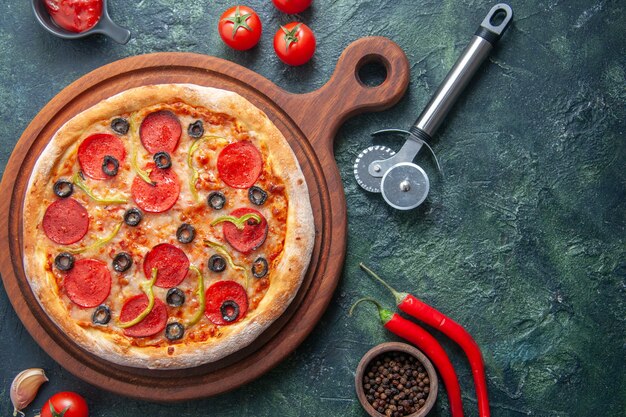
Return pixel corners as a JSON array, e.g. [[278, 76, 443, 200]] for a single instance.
[[1, 0, 624, 416]]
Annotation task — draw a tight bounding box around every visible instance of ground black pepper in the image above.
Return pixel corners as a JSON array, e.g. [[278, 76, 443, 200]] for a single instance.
[[363, 351, 431, 417]]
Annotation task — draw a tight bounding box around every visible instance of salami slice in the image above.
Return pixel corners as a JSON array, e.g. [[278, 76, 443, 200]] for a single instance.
[[42, 198, 89, 245], [131, 164, 180, 213], [143, 243, 190, 288], [77, 133, 126, 180], [120, 295, 168, 337], [217, 141, 263, 189], [205, 281, 248, 325], [139, 110, 182, 154], [64, 259, 111, 308], [223, 207, 268, 254]]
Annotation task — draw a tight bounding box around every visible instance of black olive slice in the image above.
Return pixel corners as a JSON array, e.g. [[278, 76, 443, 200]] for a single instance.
[[220, 300, 240, 323], [112, 252, 133, 272], [153, 151, 172, 169], [166, 288, 185, 307], [124, 208, 143, 227], [102, 155, 119, 176], [92, 305, 111, 325], [165, 322, 185, 341], [54, 252, 75, 271], [248, 186, 268, 206], [188, 120, 204, 138], [53, 179, 74, 198], [207, 191, 226, 210], [111, 117, 129, 135], [208, 254, 226, 272], [252, 257, 268, 278], [176, 223, 196, 244], [165, 322, 185, 340]]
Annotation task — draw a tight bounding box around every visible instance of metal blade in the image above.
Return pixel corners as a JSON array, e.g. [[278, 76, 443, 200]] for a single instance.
[[381, 162, 430, 210], [353, 145, 396, 193]]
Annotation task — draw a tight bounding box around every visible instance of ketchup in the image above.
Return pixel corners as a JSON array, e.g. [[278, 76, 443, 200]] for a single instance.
[[44, 0, 103, 33]]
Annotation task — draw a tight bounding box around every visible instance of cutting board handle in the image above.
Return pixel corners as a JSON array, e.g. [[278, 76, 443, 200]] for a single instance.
[[280, 37, 410, 155]]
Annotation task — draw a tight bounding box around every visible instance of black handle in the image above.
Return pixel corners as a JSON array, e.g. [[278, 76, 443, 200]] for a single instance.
[[475, 3, 514, 45]]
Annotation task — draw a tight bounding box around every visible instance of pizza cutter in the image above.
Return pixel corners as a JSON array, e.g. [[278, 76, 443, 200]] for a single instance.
[[354, 3, 513, 210]]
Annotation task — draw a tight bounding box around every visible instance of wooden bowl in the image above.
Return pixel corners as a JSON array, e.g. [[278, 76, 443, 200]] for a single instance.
[[355, 342, 439, 417]]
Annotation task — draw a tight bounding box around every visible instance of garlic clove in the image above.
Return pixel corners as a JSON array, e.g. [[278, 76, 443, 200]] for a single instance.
[[10, 368, 48, 417]]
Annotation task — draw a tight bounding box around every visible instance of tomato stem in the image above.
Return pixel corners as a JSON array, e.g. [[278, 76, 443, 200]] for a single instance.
[[225, 6, 252, 39], [48, 403, 70, 417], [281, 23, 302, 52]]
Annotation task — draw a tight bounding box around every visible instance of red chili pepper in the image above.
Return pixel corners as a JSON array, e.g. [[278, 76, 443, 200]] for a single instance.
[[350, 298, 465, 417], [360, 263, 491, 417]]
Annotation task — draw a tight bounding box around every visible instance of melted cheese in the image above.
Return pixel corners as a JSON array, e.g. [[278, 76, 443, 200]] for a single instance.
[[42, 103, 288, 345]]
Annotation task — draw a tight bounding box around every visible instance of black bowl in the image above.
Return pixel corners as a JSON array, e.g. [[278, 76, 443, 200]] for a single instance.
[[32, 0, 131, 44]]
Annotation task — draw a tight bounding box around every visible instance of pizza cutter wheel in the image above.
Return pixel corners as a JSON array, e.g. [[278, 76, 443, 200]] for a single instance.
[[354, 145, 396, 193], [381, 162, 430, 210], [353, 3, 513, 210]]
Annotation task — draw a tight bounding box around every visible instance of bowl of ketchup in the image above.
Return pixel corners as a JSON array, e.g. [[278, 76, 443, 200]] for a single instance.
[[32, 0, 131, 44]]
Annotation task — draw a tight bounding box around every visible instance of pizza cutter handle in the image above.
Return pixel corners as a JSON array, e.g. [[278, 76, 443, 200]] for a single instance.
[[292, 37, 410, 153], [409, 3, 513, 142]]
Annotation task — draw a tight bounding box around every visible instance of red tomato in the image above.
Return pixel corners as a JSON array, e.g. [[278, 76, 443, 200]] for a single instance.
[[273, 22, 316, 66], [272, 0, 312, 14], [40, 392, 89, 417], [218, 5, 262, 51]]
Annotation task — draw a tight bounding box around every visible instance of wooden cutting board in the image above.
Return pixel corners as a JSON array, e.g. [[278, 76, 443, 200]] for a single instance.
[[0, 37, 409, 401]]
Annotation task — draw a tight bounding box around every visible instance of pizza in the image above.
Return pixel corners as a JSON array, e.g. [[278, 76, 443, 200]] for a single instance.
[[22, 84, 315, 369]]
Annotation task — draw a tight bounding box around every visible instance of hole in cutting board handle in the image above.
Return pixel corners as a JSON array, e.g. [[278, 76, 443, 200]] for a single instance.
[[356, 55, 389, 88]]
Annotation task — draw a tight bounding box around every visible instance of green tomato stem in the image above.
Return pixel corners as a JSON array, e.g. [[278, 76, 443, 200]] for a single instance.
[[225, 6, 253, 39], [281, 23, 302, 52], [48, 402, 70, 417]]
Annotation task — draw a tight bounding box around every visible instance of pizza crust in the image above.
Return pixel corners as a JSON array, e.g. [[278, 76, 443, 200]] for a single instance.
[[23, 84, 315, 369]]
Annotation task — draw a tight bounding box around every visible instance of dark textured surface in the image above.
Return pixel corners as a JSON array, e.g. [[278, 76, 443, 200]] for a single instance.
[[1, 0, 624, 416]]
